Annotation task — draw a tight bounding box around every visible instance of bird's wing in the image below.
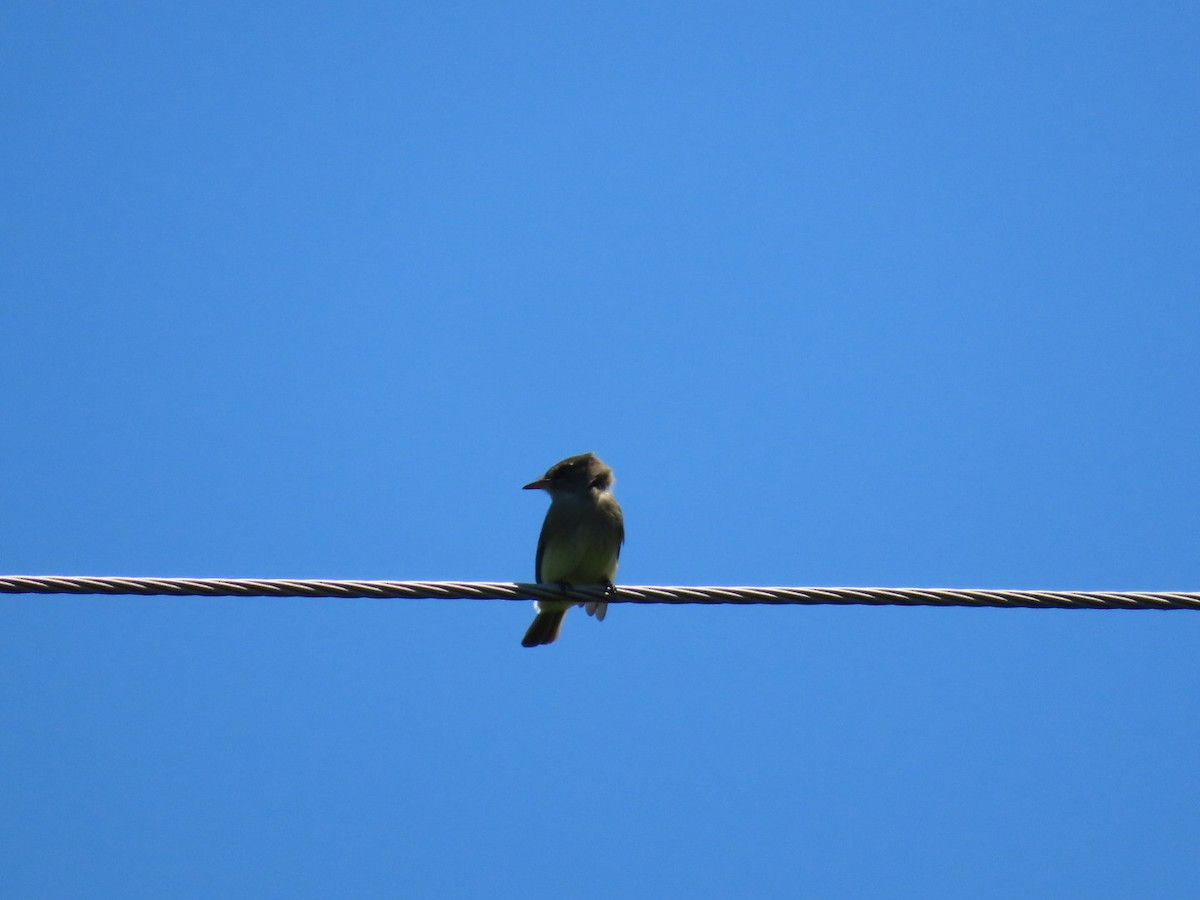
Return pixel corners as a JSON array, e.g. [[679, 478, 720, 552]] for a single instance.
[[535, 519, 548, 583]]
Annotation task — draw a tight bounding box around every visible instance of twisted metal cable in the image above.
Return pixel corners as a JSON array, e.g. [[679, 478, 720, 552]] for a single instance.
[[0, 575, 1197, 611]]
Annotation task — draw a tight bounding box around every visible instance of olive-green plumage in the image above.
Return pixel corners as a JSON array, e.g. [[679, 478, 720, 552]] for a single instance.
[[521, 453, 624, 647]]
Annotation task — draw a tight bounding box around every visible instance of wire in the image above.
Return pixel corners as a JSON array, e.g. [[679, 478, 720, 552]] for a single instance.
[[0, 575, 1196, 611]]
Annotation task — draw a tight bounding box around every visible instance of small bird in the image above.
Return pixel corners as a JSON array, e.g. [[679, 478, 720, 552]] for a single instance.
[[521, 452, 625, 647]]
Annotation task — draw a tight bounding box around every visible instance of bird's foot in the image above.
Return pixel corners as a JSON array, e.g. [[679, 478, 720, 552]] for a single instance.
[[603, 580, 617, 596]]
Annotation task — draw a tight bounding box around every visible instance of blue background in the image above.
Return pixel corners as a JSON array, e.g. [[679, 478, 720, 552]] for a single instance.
[[3, 3, 1198, 897]]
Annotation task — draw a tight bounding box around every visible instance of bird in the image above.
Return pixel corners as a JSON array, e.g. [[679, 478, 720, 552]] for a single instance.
[[520, 452, 625, 647]]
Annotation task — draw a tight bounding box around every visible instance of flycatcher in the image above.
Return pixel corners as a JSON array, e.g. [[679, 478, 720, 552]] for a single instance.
[[521, 452, 625, 647]]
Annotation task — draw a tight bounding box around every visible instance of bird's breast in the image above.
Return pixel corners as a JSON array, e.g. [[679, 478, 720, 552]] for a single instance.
[[538, 497, 622, 584]]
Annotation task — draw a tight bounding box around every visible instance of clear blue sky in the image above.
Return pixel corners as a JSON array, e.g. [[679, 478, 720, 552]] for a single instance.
[[2, 3, 1198, 897]]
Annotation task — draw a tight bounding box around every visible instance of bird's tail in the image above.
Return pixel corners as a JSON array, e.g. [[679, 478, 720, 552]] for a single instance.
[[521, 608, 567, 647]]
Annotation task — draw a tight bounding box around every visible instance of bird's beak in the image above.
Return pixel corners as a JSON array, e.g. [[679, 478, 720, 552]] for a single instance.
[[523, 478, 549, 491]]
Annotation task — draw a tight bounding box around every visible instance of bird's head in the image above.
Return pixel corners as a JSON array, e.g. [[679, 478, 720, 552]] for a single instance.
[[523, 452, 614, 497]]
